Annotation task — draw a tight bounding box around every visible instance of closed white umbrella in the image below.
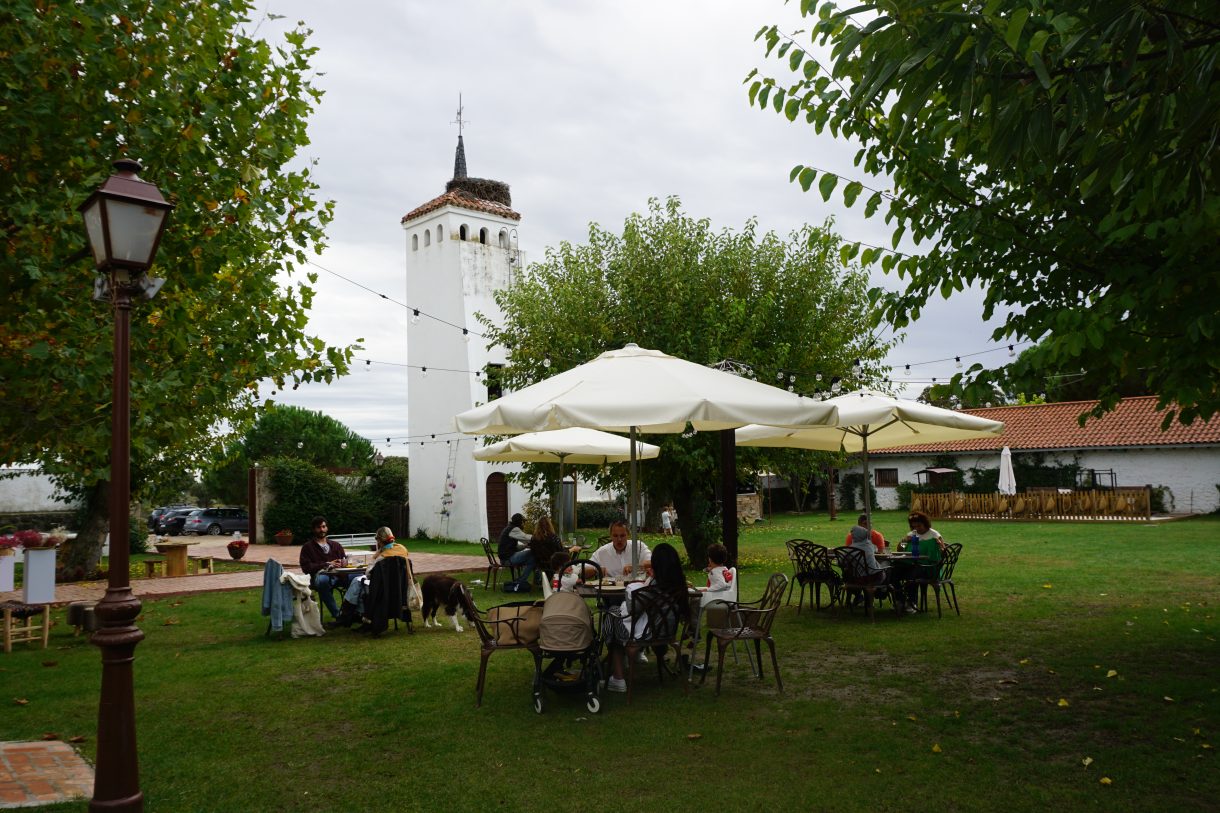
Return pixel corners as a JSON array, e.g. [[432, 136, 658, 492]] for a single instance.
[[736, 390, 1005, 525], [998, 446, 1017, 496], [456, 344, 839, 567], [473, 428, 661, 538]]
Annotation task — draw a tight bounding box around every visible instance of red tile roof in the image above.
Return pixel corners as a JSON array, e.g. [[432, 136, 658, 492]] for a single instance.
[[872, 396, 1220, 455], [400, 190, 521, 224]]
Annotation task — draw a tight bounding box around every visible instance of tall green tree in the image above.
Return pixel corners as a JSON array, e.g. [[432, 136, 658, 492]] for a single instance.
[[203, 405, 376, 505], [480, 197, 887, 565], [750, 1, 1220, 426], [0, 1, 356, 573]]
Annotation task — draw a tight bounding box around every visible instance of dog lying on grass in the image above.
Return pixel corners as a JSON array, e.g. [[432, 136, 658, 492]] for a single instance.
[[420, 574, 476, 632]]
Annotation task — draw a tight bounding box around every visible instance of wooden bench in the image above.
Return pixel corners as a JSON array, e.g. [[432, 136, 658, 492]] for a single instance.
[[143, 558, 166, 578], [189, 555, 215, 575]]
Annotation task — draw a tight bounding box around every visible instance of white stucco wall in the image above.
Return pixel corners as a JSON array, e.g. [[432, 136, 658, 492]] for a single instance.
[[0, 467, 77, 513], [866, 446, 1220, 514], [404, 204, 530, 541]]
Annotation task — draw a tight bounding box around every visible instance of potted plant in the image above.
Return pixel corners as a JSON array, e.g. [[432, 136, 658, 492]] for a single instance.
[[0, 534, 16, 593], [274, 529, 294, 546], [226, 536, 250, 560], [16, 528, 62, 604]]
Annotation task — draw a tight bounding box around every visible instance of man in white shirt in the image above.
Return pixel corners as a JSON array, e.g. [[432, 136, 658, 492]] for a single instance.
[[589, 519, 651, 577]]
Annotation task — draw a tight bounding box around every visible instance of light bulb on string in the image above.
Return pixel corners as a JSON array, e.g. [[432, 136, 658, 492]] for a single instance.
[[543, 357, 551, 369], [411, 309, 420, 325], [421, 367, 428, 378], [1009, 344, 1016, 357], [340, 442, 347, 450], [297, 441, 303, 449], [776, 372, 783, 381], [904, 364, 911, 376], [955, 356, 962, 369], [815, 373, 823, 382], [462, 328, 471, 342], [365, 360, 371, 372], [851, 358, 862, 376]]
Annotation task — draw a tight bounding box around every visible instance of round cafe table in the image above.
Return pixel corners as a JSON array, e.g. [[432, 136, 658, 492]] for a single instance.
[[153, 540, 199, 577]]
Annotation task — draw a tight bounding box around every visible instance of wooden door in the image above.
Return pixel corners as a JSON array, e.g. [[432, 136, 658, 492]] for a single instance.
[[485, 472, 508, 540]]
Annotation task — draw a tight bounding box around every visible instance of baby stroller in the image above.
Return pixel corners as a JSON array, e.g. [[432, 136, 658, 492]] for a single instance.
[[532, 560, 604, 714]]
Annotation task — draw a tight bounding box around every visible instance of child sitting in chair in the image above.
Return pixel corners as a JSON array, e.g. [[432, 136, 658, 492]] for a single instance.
[[698, 543, 733, 594]]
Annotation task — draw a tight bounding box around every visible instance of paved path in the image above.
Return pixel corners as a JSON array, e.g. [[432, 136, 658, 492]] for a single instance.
[[0, 542, 485, 606], [0, 741, 94, 809]]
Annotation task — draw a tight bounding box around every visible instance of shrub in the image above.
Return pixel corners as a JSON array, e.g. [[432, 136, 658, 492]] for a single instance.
[[577, 500, 621, 530], [263, 457, 380, 540], [129, 517, 149, 555]]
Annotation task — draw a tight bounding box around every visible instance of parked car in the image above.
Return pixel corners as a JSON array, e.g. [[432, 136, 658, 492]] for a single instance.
[[148, 504, 193, 530], [182, 507, 249, 536], [155, 508, 197, 536]]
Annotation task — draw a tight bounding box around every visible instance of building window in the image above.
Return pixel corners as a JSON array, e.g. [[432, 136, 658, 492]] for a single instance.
[[485, 363, 505, 401], [874, 468, 899, 487], [411, 234, 418, 250], [437, 225, 443, 242], [498, 228, 509, 248], [459, 224, 469, 240], [424, 229, 430, 247], [479, 227, 489, 244]]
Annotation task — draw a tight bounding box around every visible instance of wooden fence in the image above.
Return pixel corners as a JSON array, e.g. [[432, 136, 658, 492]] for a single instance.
[[909, 487, 1152, 521]]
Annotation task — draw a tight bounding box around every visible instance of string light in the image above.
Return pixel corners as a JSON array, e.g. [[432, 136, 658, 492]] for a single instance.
[[462, 328, 470, 342], [421, 367, 428, 378], [1009, 344, 1016, 357], [851, 358, 862, 376], [411, 309, 420, 324], [955, 356, 962, 369], [543, 357, 551, 368]]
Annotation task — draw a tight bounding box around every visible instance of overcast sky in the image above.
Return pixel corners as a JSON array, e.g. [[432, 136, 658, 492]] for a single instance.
[[254, 0, 1016, 455]]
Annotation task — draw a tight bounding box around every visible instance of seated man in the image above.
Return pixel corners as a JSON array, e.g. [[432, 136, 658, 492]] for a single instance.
[[498, 513, 534, 585], [845, 513, 886, 551], [298, 515, 348, 621], [589, 519, 651, 578]]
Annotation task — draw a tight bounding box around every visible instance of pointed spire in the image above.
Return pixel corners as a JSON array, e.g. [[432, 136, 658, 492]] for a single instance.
[[453, 134, 467, 180]]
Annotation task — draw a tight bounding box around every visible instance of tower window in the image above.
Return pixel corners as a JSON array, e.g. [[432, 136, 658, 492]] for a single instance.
[[424, 229, 431, 247], [479, 227, 489, 245], [411, 234, 418, 251], [498, 229, 509, 248], [437, 225, 443, 242], [459, 224, 469, 241]]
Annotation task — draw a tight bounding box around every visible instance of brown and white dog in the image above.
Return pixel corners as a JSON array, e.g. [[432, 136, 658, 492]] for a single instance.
[[420, 574, 476, 632]]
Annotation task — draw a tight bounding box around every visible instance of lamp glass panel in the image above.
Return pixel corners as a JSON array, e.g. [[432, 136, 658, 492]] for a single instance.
[[106, 199, 166, 266], [82, 200, 107, 266]]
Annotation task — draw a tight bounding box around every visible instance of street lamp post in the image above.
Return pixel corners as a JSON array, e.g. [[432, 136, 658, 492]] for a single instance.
[[79, 159, 173, 812]]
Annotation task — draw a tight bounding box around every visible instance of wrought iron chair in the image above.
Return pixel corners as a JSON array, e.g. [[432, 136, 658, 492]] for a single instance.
[[479, 537, 519, 590], [833, 546, 897, 622], [785, 539, 841, 612], [913, 542, 961, 617], [700, 573, 787, 696], [458, 584, 542, 707], [610, 586, 691, 703]]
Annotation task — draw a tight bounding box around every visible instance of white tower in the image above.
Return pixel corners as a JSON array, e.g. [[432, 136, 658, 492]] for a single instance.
[[402, 127, 528, 541]]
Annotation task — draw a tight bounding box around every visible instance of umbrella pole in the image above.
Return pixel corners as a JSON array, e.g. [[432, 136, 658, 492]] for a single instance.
[[629, 426, 639, 572], [557, 455, 566, 540], [862, 433, 871, 528]]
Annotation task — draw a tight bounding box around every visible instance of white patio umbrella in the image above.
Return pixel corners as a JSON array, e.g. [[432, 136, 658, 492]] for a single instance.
[[736, 390, 1005, 526], [998, 446, 1017, 496], [472, 428, 661, 538], [456, 344, 839, 568]]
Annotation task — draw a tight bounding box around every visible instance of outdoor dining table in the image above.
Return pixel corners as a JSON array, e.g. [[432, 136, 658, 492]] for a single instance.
[[153, 540, 198, 577]]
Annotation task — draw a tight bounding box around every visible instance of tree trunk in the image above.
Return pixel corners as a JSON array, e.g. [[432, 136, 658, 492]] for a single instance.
[[673, 486, 717, 570], [60, 480, 109, 579]]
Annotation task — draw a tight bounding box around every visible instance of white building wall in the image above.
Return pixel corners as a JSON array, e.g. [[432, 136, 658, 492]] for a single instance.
[[404, 205, 530, 541], [0, 467, 77, 513], [867, 447, 1220, 514]]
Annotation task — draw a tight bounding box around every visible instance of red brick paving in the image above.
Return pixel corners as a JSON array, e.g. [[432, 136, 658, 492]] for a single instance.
[[0, 741, 93, 808], [0, 546, 485, 607]]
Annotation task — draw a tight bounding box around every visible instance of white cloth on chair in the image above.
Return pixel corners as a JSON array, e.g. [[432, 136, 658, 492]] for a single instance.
[[281, 571, 325, 637]]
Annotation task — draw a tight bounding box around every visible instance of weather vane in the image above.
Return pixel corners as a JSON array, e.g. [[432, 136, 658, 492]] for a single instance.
[[451, 94, 469, 137]]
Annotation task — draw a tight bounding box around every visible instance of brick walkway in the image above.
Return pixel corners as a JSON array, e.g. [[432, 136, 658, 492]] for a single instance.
[[0, 741, 93, 809], [0, 545, 485, 606]]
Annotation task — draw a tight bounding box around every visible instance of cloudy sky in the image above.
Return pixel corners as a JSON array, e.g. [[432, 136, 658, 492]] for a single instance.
[[255, 0, 1016, 454]]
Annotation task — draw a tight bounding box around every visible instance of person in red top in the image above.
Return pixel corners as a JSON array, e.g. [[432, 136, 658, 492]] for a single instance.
[[844, 513, 885, 551]]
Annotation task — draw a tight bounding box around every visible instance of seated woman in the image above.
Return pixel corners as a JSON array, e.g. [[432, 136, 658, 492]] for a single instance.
[[603, 542, 688, 693], [336, 527, 409, 628], [899, 511, 947, 613]]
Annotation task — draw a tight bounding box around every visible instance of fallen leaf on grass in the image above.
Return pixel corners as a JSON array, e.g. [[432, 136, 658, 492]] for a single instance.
[[1042, 583, 1053, 589], [1057, 698, 1070, 707], [686, 733, 702, 740], [170, 601, 184, 607], [908, 714, 918, 721], [162, 619, 180, 626], [41, 733, 58, 741], [998, 678, 1018, 686], [1193, 728, 1202, 735], [875, 768, 881, 773], [13, 698, 29, 706], [1100, 777, 1112, 785], [931, 744, 942, 753], [1106, 670, 1118, 678], [68, 736, 86, 743], [1164, 696, 1175, 703], [1202, 744, 1213, 750], [1082, 757, 1093, 768], [1019, 658, 1030, 665], [41, 661, 58, 668]]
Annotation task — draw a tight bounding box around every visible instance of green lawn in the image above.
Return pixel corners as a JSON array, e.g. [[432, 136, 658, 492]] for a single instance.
[[3, 512, 1217, 811]]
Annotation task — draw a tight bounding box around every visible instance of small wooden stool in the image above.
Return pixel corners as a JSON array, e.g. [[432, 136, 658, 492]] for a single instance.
[[66, 601, 99, 636], [2, 601, 51, 653], [143, 558, 166, 578], [189, 555, 215, 575]]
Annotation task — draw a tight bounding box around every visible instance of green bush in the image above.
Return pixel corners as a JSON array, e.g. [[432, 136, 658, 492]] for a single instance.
[[263, 457, 385, 540], [577, 500, 621, 530], [129, 517, 149, 555], [837, 472, 878, 511]]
